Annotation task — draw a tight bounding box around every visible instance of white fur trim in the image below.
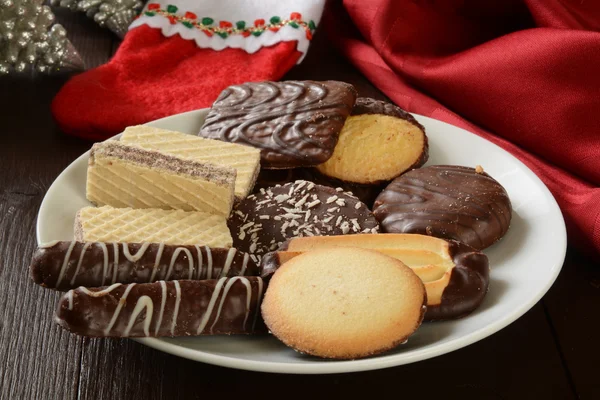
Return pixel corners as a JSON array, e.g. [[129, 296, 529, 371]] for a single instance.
[[128, 0, 324, 63]]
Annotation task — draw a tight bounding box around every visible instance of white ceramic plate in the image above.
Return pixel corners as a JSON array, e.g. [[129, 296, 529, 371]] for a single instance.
[[37, 109, 567, 374]]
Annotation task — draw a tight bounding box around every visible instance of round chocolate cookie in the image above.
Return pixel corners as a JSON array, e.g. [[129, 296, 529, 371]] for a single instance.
[[229, 180, 379, 258], [254, 167, 386, 208], [373, 165, 511, 250]]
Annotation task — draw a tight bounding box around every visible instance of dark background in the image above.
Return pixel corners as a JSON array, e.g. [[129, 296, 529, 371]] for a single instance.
[[1, 10, 598, 400]]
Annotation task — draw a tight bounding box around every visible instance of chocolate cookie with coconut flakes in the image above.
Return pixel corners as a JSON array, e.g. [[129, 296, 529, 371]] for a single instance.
[[228, 180, 379, 260]]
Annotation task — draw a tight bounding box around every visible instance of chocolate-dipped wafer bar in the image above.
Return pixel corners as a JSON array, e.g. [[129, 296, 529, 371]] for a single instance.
[[30, 241, 260, 291], [55, 277, 266, 337]]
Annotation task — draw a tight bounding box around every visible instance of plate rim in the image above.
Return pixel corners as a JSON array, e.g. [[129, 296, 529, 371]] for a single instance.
[[36, 109, 567, 374]]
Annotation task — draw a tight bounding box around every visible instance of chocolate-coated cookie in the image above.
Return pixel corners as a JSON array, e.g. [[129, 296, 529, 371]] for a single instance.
[[199, 80, 357, 169], [229, 180, 379, 258], [316, 97, 428, 184], [253, 168, 385, 208], [373, 165, 511, 250]]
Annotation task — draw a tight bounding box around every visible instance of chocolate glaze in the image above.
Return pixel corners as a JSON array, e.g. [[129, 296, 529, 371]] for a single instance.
[[229, 180, 379, 259], [373, 165, 512, 250], [55, 278, 266, 337], [425, 240, 489, 320], [350, 97, 429, 173], [199, 80, 357, 169], [30, 241, 259, 290], [263, 236, 489, 320]]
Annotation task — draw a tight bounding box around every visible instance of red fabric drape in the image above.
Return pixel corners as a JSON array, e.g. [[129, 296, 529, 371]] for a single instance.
[[328, 0, 600, 255]]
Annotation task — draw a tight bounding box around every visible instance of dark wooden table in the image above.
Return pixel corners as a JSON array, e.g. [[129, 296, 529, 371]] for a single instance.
[[1, 11, 598, 400]]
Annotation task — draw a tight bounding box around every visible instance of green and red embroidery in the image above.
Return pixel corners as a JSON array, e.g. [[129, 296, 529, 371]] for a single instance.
[[142, 5, 317, 39]]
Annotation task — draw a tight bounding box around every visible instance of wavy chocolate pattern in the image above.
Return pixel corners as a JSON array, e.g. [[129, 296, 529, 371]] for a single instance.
[[199, 80, 357, 169], [54, 278, 266, 337], [30, 241, 260, 290], [373, 165, 512, 250]]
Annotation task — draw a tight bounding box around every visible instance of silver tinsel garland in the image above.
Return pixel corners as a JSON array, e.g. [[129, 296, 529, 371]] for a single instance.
[[0, 0, 83, 74], [50, 0, 144, 38]]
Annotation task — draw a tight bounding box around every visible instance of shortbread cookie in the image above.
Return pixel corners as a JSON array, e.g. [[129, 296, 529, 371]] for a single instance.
[[55, 277, 266, 337], [199, 80, 357, 169], [316, 98, 428, 184], [228, 180, 379, 258], [261, 248, 426, 359], [373, 165, 512, 250], [120, 126, 260, 199], [87, 141, 236, 216], [30, 241, 259, 290], [262, 233, 489, 320], [74, 206, 232, 248]]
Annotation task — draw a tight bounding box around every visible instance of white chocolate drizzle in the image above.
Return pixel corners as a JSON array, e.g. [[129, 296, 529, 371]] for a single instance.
[[220, 248, 237, 278], [205, 246, 213, 279], [122, 242, 151, 262], [124, 295, 153, 337], [165, 247, 193, 280], [209, 277, 252, 333], [79, 283, 122, 297], [196, 277, 227, 334], [154, 281, 167, 336], [104, 283, 134, 335], [111, 243, 119, 284], [98, 242, 109, 286], [171, 281, 181, 335], [149, 243, 165, 282], [70, 242, 91, 286], [194, 245, 204, 279], [240, 253, 249, 276], [56, 241, 76, 287]]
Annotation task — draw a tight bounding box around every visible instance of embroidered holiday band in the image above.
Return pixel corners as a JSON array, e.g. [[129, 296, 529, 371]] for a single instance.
[[140, 5, 317, 40]]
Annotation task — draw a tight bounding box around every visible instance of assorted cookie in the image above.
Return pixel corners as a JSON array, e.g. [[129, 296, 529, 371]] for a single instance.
[[55, 277, 266, 337], [228, 180, 379, 258], [75, 206, 233, 248], [261, 248, 426, 359], [30, 241, 260, 290], [87, 140, 236, 216], [199, 80, 357, 169], [121, 126, 260, 200], [316, 97, 428, 184], [373, 165, 512, 250], [31, 80, 513, 358], [262, 233, 490, 320]]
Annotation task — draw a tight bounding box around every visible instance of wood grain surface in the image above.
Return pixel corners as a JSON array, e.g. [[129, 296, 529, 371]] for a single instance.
[[0, 10, 598, 400]]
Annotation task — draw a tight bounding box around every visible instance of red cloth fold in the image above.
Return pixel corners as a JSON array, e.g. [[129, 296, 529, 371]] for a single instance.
[[329, 0, 600, 255]]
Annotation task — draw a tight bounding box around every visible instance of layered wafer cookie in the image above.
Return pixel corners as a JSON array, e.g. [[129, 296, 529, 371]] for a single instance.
[[30, 241, 260, 290], [55, 277, 266, 337], [74, 206, 232, 248], [87, 141, 236, 216], [263, 233, 489, 320], [120, 126, 260, 200]]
